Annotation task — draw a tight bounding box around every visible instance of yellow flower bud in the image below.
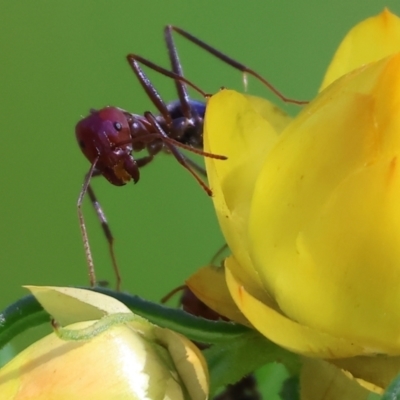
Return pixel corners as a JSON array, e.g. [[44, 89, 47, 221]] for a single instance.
[[0, 289, 209, 400]]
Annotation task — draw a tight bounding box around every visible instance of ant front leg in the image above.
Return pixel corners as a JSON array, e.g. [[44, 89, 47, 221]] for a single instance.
[[83, 152, 157, 291], [77, 159, 100, 289], [136, 154, 154, 168], [80, 160, 147, 291]]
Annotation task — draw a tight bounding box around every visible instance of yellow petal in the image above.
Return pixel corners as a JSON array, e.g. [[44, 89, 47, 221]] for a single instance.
[[225, 257, 366, 358], [320, 9, 400, 90], [250, 53, 400, 354], [331, 355, 400, 391], [300, 358, 375, 400], [154, 327, 209, 400], [186, 265, 251, 326], [294, 159, 400, 352], [244, 94, 292, 134], [204, 89, 280, 295]]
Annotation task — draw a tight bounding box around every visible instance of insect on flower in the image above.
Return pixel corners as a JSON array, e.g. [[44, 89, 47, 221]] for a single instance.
[[75, 26, 308, 290]]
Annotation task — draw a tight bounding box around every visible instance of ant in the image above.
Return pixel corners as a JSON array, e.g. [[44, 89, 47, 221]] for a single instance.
[[76, 26, 308, 291]]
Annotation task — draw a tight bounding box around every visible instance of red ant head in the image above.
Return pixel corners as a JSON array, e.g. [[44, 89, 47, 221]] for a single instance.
[[76, 107, 139, 185]]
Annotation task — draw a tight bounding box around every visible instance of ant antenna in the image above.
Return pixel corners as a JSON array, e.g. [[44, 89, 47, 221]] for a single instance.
[[77, 158, 99, 288]]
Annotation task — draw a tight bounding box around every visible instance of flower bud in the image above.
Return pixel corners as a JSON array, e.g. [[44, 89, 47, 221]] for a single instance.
[[0, 288, 208, 400]]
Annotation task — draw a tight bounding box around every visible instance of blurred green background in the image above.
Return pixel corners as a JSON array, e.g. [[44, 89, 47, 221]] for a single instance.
[[1, 1, 399, 309], [1, 1, 400, 397]]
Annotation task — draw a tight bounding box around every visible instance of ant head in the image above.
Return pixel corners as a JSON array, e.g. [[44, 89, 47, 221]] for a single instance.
[[76, 107, 139, 185]]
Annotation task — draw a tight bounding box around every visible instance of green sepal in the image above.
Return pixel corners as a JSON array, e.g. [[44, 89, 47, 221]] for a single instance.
[[383, 372, 400, 400]]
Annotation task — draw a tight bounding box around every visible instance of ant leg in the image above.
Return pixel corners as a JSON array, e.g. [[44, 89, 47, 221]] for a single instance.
[[126, 55, 172, 126], [181, 155, 207, 179], [161, 284, 186, 304], [86, 181, 121, 291], [210, 243, 230, 267], [85, 154, 155, 291], [126, 54, 210, 118], [136, 153, 154, 168], [77, 158, 99, 288], [127, 54, 207, 146], [166, 26, 308, 105], [131, 129, 227, 161], [163, 26, 198, 122], [142, 112, 212, 195]]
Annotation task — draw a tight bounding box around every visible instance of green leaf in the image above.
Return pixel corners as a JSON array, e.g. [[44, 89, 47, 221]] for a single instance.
[[383, 373, 400, 400], [203, 330, 301, 396]]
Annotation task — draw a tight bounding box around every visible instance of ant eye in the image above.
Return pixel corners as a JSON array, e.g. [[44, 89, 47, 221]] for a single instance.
[[113, 122, 123, 131]]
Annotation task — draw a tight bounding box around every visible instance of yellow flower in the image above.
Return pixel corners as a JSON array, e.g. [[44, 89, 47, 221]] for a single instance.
[[188, 8, 400, 396], [0, 287, 209, 400]]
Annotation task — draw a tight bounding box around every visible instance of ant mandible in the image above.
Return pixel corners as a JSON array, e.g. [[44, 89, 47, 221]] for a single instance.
[[76, 26, 308, 290]]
